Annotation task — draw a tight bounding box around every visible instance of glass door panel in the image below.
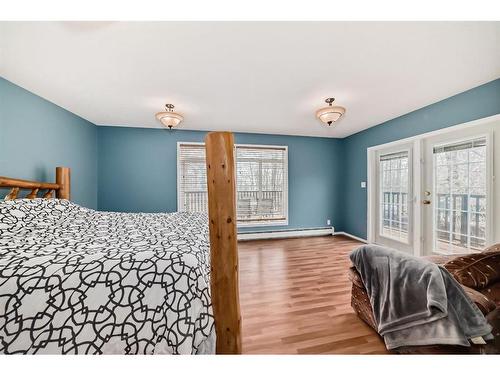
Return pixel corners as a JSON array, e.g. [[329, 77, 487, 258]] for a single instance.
[[379, 151, 410, 243], [428, 137, 488, 254], [375, 146, 413, 253]]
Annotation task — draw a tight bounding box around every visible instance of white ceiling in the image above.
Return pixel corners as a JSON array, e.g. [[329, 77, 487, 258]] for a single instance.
[[0, 22, 499, 138]]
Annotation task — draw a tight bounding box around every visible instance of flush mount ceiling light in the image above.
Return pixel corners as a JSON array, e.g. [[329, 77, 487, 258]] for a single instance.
[[316, 97, 346, 126], [155, 103, 184, 129]]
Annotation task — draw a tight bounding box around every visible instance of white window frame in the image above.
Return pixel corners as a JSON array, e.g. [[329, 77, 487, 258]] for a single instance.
[[177, 141, 289, 227], [177, 141, 207, 213], [235, 143, 289, 227]]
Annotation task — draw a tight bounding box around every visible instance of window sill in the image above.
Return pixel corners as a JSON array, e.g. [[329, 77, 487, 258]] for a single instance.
[[237, 219, 288, 228], [378, 233, 410, 245]]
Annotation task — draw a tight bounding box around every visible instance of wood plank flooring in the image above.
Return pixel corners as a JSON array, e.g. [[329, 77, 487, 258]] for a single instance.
[[238, 235, 388, 354]]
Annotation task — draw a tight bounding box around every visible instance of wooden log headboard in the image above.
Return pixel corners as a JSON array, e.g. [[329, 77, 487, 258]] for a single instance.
[[0, 167, 70, 200]]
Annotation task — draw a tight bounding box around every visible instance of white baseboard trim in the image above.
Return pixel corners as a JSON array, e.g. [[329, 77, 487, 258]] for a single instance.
[[238, 227, 334, 241], [333, 231, 368, 243]]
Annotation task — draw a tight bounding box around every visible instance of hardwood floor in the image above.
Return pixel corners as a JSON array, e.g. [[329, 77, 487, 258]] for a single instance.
[[238, 234, 388, 354]]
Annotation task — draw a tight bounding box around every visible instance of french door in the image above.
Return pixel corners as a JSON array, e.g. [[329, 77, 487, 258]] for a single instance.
[[422, 132, 492, 255], [374, 144, 414, 253], [370, 123, 495, 256]]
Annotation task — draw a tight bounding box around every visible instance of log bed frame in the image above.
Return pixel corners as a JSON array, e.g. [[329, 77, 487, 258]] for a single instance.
[[0, 131, 242, 354]]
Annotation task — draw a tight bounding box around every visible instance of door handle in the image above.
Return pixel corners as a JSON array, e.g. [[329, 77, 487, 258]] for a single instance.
[[422, 200, 431, 205]]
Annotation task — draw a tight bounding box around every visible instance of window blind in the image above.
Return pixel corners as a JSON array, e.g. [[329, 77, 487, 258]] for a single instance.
[[236, 145, 287, 223], [433, 138, 486, 154], [379, 151, 408, 162], [177, 143, 208, 213], [177, 142, 288, 225]]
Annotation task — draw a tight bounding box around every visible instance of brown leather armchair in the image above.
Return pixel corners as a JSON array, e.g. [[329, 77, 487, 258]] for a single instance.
[[349, 244, 500, 354]]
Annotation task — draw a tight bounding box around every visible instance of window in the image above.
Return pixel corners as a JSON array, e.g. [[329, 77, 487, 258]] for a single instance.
[[177, 142, 288, 226], [235, 145, 287, 225], [177, 143, 208, 213], [379, 150, 410, 243], [433, 137, 487, 254]]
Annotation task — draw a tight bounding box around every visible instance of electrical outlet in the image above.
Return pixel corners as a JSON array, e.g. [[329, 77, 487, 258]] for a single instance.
[[361, 181, 366, 188], [327, 219, 331, 226]]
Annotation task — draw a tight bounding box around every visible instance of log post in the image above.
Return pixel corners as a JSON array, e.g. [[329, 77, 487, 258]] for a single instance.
[[56, 167, 70, 200], [205, 132, 241, 354]]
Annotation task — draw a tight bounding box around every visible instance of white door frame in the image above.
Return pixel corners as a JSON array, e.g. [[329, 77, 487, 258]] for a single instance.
[[368, 142, 420, 255], [367, 113, 500, 256]]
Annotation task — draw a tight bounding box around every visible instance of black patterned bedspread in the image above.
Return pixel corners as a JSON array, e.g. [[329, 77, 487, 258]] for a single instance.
[[0, 199, 214, 354]]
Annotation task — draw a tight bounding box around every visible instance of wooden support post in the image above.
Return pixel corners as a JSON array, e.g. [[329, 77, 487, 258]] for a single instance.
[[5, 187, 19, 200], [205, 132, 242, 354], [55, 167, 70, 200], [26, 188, 39, 199]]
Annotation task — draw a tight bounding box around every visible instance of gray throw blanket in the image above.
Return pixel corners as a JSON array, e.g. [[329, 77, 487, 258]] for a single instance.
[[350, 245, 493, 349]]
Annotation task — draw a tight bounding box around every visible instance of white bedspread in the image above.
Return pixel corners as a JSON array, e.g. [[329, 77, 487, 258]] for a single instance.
[[0, 199, 214, 354]]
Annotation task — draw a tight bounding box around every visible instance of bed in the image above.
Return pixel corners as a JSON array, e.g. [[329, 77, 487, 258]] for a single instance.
[[0, 132, 241, 355]]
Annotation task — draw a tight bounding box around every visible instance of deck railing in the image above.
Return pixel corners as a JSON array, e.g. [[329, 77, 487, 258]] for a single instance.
[[381, 191, 486, 248], [182, 190, 283, 218]]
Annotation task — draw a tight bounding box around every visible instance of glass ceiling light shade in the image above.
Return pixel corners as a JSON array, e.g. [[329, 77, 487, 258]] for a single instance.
[[316, 97, 346, 126], [155, 103, 184, 129]]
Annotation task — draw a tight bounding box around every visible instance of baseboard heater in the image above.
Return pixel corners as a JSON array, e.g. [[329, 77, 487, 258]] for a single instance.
[[237, 226, 335, 241]]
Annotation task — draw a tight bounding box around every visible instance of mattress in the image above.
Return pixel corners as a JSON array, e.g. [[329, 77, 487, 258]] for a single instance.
[[0, 199, 215, 354]]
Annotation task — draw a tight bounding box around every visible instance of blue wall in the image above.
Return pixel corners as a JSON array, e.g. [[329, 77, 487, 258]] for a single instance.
[[0, 78, 98, 208], [342, 78, 500, 239], [3, 75, 499, 236], [98, 126, 345, 232]]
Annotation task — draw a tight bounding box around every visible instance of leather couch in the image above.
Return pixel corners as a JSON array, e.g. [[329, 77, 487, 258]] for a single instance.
[[348, 244, 500, 354]]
